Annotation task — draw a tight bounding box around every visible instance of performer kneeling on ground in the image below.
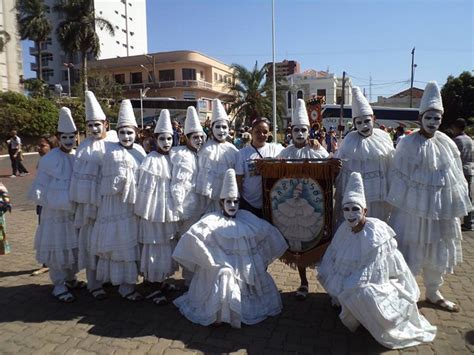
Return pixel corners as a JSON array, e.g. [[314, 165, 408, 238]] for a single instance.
[[318, 172, 436, 349], [29, 107, 84, 302], [173, 169, 288, 328]]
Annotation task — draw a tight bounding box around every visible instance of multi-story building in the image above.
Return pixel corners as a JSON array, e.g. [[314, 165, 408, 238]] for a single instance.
[[0, 0, 23, 92], [265, 59, 300, 79], [374, 87, 424, 108], [283, 69, 352, 123], [88, 50, 235, 122], [29, 0, 147, 92]]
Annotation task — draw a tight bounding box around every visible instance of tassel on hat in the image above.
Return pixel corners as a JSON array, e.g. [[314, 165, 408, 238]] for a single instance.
[[85, 90, 106, 122], [292, 99, 310, 127], [154, 109, 173, 134], [184, 106, 204, 135], [419, 81, 444, 115], [342, 172, 366, 209], [57, 107, 77, 133], [220, 168, 239, 199], [352, 87, 373, 119], [117, 99, 138, 128], [211, 98, 229, 124]]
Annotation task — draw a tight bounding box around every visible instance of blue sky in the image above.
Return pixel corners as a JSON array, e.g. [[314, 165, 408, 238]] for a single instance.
[[22, 0, 473, 100]]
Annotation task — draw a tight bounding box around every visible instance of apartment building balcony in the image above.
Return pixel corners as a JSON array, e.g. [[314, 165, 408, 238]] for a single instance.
[[29, 45, 51, 55], [121, 79, 213, 91]]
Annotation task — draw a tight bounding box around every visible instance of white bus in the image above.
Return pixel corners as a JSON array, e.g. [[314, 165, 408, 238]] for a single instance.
[[321, 104, 420, 133]]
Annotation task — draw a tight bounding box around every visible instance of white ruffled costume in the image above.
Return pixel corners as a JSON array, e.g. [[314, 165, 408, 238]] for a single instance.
[[335, 128, 394, 223], [69, 91, 118, 291], [387, 131, 471, 276], [195, 98, 238, 212], [387, 81, 471, 306], [135, 110, 179, 282], [91, 142, 146, 285], [173, 169, 288, 328], [318, 218, 437, 349], [29, 147, 78, 291]]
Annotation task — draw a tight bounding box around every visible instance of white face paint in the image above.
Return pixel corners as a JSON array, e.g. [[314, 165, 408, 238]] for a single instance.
[[59, 132, 76, 151], [343, 202, 365, 228], [157, 133, 173, 152], [354, 115, 374, 137], [212, 121, 229, 142], [118, 126, 136, 148], [223, 198, 239, 217], [292, 124, 309, 145], [87, 120, 105, 139], [188, 132, 204, 151], [421, 111, 442, 136]]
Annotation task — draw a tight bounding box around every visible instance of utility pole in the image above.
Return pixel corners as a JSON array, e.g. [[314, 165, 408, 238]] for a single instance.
[[369, 74, 372, 103], [271, 0, 277, 142], [410, 47, 415, 108], [338, 71, 346, 139]]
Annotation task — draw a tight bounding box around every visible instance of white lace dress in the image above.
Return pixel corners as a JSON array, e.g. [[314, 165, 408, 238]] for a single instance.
[[134, 151, 179, 282], [387, 131, 471, 275], [91, 143, 146, 285], [318, 218, 436, 349], [335, 129, 394, 224], [29, 148, 77, 269], [173, 210, 288, 328], [195, 140, 239, 212]]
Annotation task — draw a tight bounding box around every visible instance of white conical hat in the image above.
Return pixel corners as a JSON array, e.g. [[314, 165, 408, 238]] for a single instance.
[[292, 99, 310, 126], [220, 168, 239, 199], [342, 172, 366, 209], [154, 109, 173, 134], [352, 87, 373, 118], [211, 98, 229, 124], [85, 90, 106, 121], [117, 99, 138, 128], [184, 106, 204, 135], [57, 107, 77, 133], [419, 81, 444, 115]]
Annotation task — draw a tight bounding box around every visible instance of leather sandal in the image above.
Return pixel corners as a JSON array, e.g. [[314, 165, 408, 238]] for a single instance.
[[427, 298, 460, 313], [146, 290, 168, 306], [121, 291, 143, 302], [296, 285, 309, 300], [90, 288, 108, 300]]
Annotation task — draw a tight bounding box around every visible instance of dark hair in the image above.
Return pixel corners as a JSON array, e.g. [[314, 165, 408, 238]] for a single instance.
[[40, 134, 60, 149], [453, 118, 466, 130], [251, 117, 271, 128]]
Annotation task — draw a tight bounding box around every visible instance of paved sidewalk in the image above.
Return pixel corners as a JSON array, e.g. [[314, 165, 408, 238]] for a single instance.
[[0, 155, 473, 354]]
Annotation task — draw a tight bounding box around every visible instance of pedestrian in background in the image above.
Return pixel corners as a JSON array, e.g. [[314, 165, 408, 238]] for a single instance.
[[6, 130, 29, 178], [0, 181, 12, 255]]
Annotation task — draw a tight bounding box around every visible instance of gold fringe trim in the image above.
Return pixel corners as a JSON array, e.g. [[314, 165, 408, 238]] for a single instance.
[[279, 242, 330, 268]]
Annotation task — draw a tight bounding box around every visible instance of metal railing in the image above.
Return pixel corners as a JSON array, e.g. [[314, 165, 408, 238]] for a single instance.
[[121, 79, 213, 91]]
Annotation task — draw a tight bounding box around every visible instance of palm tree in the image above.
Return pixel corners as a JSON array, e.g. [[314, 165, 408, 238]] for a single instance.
[[54, 0, 114, 91], [225, 62, 285, 128], [16, 0, 52, 81], [0, 30, 11, 53]]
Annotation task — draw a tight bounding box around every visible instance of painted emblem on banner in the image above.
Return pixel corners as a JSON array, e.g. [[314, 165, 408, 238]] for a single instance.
[[270, 178, 325, 252]]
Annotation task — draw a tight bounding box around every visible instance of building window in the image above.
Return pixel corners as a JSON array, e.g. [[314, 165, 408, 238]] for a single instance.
[[115, 10, 118, 14], [297, 90, 303, 99], [317, 89, 326, 98], [182, 68, 196, 80], [183, 91, 196, 100], [130, 72, 142, 84], [214, 73, 218, 81], [114, 74, 125, 84], [287, 91, 292, 109], [116, 41, 120, 44], [219, 74, 223, 82], [200, 71, 204, 80], [159, 69, 175, 81]]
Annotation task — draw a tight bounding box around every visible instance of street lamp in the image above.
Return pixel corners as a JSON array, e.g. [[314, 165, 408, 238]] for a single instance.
[[63, 63, 74, 96], [139, 87, 150, 130]]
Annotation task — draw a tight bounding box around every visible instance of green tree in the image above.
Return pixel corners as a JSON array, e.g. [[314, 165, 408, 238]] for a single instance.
[[23, 78, 49, 98], [16, 0, 52, 81], [54, 0, 115, 91], [441, 71, 474, 129], [0, 30, 11, 53], [225, 62, 285, 128]]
